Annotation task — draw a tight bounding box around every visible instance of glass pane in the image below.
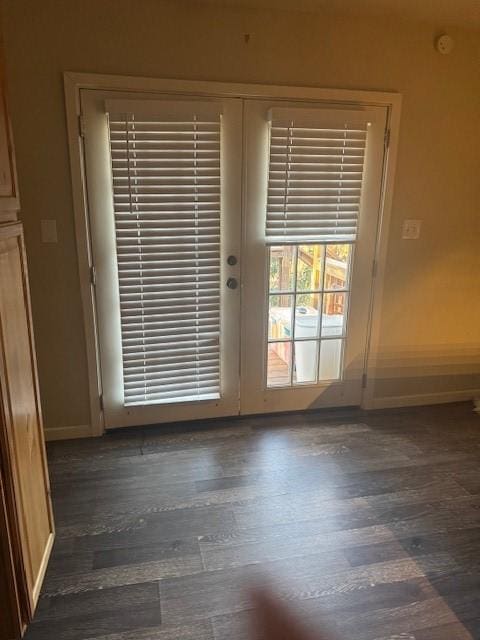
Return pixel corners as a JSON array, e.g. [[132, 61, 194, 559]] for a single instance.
[[293, 340, 318, 384], [268, 295, 293, 340], [322, 292, 347, 337], [267, 342, 292, 387], [294, 293, 321, 338], [269, 245, 296, 292], [318, 339, 343, 381], [324, 244, 351, 290], [296, 245, 323, 291]]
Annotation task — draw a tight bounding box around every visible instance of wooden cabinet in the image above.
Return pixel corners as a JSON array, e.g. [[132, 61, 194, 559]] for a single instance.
[[0, 37, 18, 219], [0, 228, 55, 636], [0, 224, 55, 628], [0, 9, 54, 639]]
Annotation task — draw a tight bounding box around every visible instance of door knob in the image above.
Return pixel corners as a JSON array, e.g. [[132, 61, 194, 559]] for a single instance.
[[226, 277, 238, 290]]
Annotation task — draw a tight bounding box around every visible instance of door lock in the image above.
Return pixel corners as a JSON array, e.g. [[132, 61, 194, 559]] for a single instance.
[[226, 277, 238, 290], [227, 255, 238, 266]]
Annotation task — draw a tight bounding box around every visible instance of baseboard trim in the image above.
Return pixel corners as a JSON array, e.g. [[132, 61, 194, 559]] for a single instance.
[[44, 424, 93, 441], [365, 388, 480, 410], [44, 391, 480, 438]]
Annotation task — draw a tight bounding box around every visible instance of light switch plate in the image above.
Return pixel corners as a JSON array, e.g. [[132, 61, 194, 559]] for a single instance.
[[41, 219, 58, 243], [402, 219, 422, 240]]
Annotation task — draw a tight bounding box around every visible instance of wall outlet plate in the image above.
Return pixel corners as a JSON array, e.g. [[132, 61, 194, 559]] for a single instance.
[[402, 219, 422, 240]]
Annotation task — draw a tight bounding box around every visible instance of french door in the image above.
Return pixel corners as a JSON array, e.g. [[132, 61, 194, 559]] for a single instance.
[[81, 89, 387, 429], [81, 90, 242, 428], [242, 100, 387, 414]]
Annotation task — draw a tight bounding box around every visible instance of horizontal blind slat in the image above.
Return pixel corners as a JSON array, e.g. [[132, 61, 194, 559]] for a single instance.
[[265, 116, 368, 242], [108, 105, 222, 406]]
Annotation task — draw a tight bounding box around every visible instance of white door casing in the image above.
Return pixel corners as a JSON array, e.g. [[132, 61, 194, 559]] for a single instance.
[[65, 75, 400, 433]]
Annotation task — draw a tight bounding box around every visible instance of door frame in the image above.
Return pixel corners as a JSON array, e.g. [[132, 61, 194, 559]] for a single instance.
[[64, 72, 402, 436]]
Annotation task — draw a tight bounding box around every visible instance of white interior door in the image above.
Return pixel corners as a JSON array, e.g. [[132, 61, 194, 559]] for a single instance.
[[81, 90, 242, 428], [241, 99, 388, 414]]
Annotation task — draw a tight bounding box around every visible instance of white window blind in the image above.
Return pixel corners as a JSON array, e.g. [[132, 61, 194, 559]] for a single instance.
[[106, 99, 222, 406], [266, 108, 370, 243]]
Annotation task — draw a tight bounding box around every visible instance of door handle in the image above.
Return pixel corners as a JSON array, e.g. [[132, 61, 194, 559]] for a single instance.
[[226, 277, 238, 290]]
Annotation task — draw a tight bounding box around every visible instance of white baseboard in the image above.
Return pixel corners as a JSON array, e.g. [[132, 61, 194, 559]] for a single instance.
[[364, 388, 480, 410], [44, 390, 479, 440], [44, 424, 94, 441]]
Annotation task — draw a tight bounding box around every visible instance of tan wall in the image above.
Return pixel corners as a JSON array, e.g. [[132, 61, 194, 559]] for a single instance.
[[2, 0, 479, 431]]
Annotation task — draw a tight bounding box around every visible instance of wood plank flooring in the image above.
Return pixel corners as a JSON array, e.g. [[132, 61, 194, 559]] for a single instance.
[[26, 402, 480, 640]]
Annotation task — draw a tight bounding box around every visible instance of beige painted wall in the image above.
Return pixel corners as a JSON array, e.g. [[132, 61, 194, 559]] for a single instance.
[[1, 0, 479, 431]]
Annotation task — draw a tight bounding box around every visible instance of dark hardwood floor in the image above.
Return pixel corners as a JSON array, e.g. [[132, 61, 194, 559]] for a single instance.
[[26, 402, 480, 640]]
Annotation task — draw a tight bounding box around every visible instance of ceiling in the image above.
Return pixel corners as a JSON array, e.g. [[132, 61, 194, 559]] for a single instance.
[[190, 0, 480, 30]]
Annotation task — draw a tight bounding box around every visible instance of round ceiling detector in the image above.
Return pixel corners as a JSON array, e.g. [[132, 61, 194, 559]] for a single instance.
[[435, 34, 454, 55]]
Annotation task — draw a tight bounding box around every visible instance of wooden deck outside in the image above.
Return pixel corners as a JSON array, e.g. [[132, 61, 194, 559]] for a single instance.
[[267, 347, 290, 386]]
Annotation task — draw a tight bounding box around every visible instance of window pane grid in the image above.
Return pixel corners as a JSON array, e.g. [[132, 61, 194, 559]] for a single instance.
[[266, 243, 351, 388], [271, 287, 351, 295]]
